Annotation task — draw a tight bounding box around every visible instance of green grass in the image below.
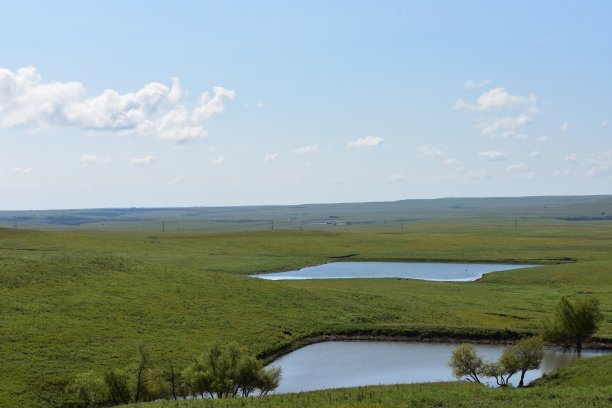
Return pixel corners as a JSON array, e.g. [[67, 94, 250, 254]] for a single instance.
[[125, 356, 612, 408], [1, 217, 611, 407]]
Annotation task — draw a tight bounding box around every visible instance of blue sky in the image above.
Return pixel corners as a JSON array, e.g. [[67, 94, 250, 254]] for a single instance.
[[1, 0, 611, 210]]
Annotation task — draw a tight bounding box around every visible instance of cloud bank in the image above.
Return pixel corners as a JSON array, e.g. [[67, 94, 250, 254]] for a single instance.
[[0, 66, 234, 143]]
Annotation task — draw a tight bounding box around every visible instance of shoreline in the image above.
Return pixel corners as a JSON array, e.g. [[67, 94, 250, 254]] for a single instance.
[[258, 331, 612, 363]]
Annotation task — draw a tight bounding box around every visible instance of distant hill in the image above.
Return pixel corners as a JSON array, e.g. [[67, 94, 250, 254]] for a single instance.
[[1, 195, 611, 231]]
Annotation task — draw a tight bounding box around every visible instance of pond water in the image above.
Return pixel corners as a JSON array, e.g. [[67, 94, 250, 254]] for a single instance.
[[253, 262, 536, 281], [268, 341, 609, 393]]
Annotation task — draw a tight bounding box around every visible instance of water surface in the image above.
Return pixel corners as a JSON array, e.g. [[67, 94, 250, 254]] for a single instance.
[[253, 262, 536, 281], [269, 341, 608, 393]]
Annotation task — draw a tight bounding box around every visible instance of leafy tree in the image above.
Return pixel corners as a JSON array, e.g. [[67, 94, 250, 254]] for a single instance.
[[182, 342, 282, 398], [543, 297, 604, 351], [506, 336, 544, 387], [448, 344, 484, 383], [66, 371, 109, 407]]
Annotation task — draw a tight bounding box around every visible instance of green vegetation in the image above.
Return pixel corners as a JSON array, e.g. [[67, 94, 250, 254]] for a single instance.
[[452, 337, 544, 387], [1, 196, 611, 406], [124, 355, 612, 408], [543, 297, 604, 350]]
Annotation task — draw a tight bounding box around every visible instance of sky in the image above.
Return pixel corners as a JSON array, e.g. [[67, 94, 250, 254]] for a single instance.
[[1, 0, 611, 210]]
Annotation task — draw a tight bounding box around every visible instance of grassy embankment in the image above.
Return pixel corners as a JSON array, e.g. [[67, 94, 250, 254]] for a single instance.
[[1, 219, 611, 406], [126, 354, 612, 408]]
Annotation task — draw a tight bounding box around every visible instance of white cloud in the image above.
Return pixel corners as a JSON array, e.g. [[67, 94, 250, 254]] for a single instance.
[[454, 87, 538, 112], [12, 166, 33, 173], [565, 153, 578, 162], [0, 66, 234, 143], [417, 145, 442, 158], [386, 173, 406, 182], [559, 122, 570, 131], [168, 174, 185, 185], [78, 153, 106, 166], [506, 162, 529, 172], [478, 150, 506, 161], [264, 153, 279, 162], [292, 144, 319, 154], [255, 101, 264, 108], [530, 150, 540, 157], [467, 170, 490, 180], [211, 156, 226, 165], [477, 114, 531, 138], [443, 159, 460, 166], [130, 155, 155, 165], [464, 80, 492, 89], [509, 171, 536, 180], [347, 136, 384, 148], [536, 135, 550, 142], [600, 118, 609, 128]]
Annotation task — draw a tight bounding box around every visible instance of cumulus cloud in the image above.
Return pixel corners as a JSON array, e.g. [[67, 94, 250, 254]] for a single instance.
[[476, 114, 531, 139], [12, 166, 33, 173], [530, 150, 540, 157], [417, 145, 442, 158], [478, 150, 506, 161], [559, 122, 570, 131], [443, 158, 460, 166], [130, 155, 155, 165], [464, 79, 492, 89], [454, 87, 538, 112], [0, 66, 234, 143], [347, 136, 384, 148], [386, 173, 406, 182], [78, 153, 106, 166], [168, 174, 185, 185], [509, 171, 536, 180], [264, 153, 279, 162], [211, 156, 226, 165], [600, 118, 609, 128], [292, 144, 319, 154], [506, 162, 529, 172]]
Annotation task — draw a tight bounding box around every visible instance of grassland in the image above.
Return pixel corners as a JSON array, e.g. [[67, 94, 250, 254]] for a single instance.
[[1, 197, 611, 407], [124, 355, 612, 408]]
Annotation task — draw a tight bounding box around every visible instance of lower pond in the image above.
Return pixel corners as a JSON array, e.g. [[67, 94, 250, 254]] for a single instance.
[[253, 262, 536, 281], [268, 341, 609, 393]]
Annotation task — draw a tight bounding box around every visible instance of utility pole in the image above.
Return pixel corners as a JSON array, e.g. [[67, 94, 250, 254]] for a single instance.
[[162, 221, 165, 232], [271, 220, 274, 231]]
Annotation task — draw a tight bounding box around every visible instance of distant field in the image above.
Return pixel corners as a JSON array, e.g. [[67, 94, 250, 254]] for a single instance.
[[1, 196, 611, 406]]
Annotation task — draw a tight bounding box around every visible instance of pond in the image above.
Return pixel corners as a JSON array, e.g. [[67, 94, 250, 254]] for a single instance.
[[268, 341, 609, 393], [252, 262, 537, 281]]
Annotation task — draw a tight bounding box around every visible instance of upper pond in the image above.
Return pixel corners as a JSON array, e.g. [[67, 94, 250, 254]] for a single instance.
[[269, 341, 609, 393], [252, 262, 537, 281]]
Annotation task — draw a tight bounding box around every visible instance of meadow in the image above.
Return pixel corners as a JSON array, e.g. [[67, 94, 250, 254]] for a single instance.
[[1, 196, 611, 406]]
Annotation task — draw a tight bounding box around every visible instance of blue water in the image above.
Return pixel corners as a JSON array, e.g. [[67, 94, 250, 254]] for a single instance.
[[269, 341, 609, 393], [253, 262, 536, 281]]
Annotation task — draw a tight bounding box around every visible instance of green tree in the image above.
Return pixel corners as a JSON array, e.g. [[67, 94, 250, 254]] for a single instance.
[[448, 344, 484, 383], [506, 336, 544, 387], [182, 342, 282, 398], [543, 297, 604, 351]]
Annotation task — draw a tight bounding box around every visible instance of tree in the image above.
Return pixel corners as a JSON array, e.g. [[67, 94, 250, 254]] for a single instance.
[[543, 297, 603, 351], [448, 344, 484, 383], [182, 342, 282, 398], [505, 336, 544, 387]]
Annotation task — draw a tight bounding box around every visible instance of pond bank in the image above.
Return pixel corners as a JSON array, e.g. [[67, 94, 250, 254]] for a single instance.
[[258, 329, 612, 363]]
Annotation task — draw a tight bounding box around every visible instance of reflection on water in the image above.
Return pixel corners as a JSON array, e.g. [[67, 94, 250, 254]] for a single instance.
[[252, 262, 537, 281], [269, 341, 608, 394]]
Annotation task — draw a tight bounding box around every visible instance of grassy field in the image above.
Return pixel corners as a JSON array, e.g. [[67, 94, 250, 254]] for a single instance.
[[1, 199, 611, 406]]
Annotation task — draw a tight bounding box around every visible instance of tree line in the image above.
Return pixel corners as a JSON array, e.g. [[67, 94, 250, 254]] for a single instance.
[[67, 342, 281, 407], [449, 296, 604, 387]]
